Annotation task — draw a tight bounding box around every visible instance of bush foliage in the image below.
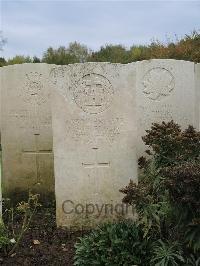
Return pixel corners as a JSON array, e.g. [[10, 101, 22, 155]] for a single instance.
[[120, 121, 200, 263], [74, 222, 151, 266], [75, 121, 200, 265]]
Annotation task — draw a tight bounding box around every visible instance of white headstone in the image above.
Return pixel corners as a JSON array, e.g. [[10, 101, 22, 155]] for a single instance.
[[50, 63, 138, 227], [195, 63, 200, 130], [1, 64, 54, 200], [0, 67, 2, 146], [136, 59, 197, 155], [0, 67, 2, 215]]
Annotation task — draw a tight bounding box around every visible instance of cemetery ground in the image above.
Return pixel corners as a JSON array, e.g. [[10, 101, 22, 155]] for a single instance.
[[0, 202, 83, 265]]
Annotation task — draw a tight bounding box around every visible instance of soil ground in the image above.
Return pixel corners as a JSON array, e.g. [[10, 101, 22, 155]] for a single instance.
[[0, 205, 85, 266]]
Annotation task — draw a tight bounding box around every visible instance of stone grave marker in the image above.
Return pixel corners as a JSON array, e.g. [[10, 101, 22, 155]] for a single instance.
[[1, 64, 54, 200], [195, 63, 200, 130], [136, 59, 197, 155], [50, 63, 138, 227]]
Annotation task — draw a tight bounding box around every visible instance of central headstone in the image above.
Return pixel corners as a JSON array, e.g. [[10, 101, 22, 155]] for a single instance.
[[50, 63, 137, 227]]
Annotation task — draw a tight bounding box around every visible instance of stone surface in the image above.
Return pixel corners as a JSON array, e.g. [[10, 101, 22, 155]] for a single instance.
[[0, 68, 2, 215], [50, 63, 137, 227], [195, 63, 200, 130], [136, 59, 197, 155], [0, 67, 2, 146], [1, 64, 54, 200]]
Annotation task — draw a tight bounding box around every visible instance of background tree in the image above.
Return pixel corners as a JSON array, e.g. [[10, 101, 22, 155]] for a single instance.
[[89, 44, 130, 63], [42, 42, 90, 65], [7, 55, 32, 65], [42, 46, 77, 65], [67, 42, 91, 63], [33, 56, 41, 63], [0, 58, 7, 67], [3, 30, 200, 66], [129, 45, 150, 61]]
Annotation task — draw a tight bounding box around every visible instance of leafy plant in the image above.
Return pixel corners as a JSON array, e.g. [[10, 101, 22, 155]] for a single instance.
[[120, 162, 172, 239], [163, 162, 200, 211], [8, 193, 41, 255], [185, 254, 200, 266], [142, 121, 200, 168], [1, 192, 41, 256], [120, 121, 200, 264], [162, 162, 200, 225], [184, 219, 200, 253], [74, 221, 151, 266], [151, 240, 185, 266], [0, 219, 10, 254]]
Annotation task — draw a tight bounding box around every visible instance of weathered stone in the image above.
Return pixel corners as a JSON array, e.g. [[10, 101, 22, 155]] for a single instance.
[[0, 67, 2, 214], [195, 63, 200, 130], [50, 63, 138, 227], [0, 67, 2, 146], [136, 59, 197, 155], [1, 64, 54, 201]]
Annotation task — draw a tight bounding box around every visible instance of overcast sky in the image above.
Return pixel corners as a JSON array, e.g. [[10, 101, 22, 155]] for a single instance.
[[1, 0, 200, 59]]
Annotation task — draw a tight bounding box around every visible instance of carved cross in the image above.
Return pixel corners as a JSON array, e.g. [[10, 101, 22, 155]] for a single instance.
[[23, 133, 52, 183], [82, 148, 110, 169]]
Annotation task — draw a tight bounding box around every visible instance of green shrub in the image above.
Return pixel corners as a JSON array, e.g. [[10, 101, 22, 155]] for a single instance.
[[120, 163, 172, 239], [74, 221, 151, 266], [162, 162, 200, 220], [142, 121, 200, 168], [185, 254, 200, 266], [150, 240, 184, 266], [120, 121, 200, 261], [184, 220, 200, 253], [0, 220, 10, 254]]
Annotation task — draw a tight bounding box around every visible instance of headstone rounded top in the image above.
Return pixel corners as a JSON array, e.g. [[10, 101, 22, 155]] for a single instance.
[[142, 67, 175, 100], [74, 73, 114, 114]]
